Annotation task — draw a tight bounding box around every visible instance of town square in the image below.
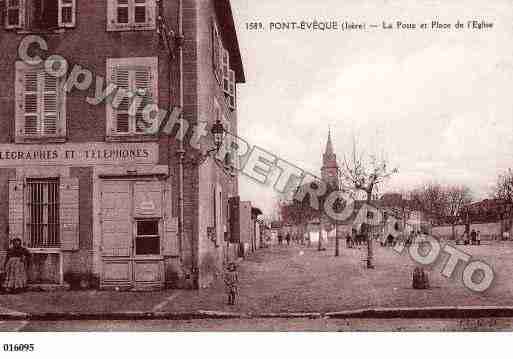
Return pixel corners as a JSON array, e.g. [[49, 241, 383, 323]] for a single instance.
[[0, 0, 512, 341]]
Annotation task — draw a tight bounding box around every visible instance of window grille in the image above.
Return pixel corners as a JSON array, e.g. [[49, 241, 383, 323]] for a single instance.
[[26, 179, 60, 248]]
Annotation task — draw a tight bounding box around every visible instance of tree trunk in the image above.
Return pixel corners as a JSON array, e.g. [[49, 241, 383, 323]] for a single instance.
[[318, 217, 323, 251], [366, 190, 374, 269], [335, 220, 340, 257]]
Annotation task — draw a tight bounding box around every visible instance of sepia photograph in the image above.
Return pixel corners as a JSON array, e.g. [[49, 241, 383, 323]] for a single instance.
[[0, 0, 513, 351]]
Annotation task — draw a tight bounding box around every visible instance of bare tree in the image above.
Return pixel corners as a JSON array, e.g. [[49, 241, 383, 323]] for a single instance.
[[445, 185, 473, 239], [409, 183, 472, 239], [494, 169, 513, 204], [412, 183, 447, 225], [339, 138, 398, 268], [493, 169, 513, 234]]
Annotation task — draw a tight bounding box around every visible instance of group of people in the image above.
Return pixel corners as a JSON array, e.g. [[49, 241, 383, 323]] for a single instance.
[[345, 231, 368, 249], [1, 238, 31, 294], [457, 229, 482, 246], [277, 233, 300, 246]]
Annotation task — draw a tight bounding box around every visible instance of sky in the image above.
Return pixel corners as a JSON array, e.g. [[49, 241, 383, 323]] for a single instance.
[[230, 0, 513, 216]]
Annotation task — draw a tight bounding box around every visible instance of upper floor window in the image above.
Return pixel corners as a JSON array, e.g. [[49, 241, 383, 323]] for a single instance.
[[4, 0, 76, 30], [212, 20, 237, 112], [15, 61, 66, 141], [106, 57, 158, 136], [107, 0, 156, 31]]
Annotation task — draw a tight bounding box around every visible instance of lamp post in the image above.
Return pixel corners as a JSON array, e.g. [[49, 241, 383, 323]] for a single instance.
[[211, 119, 225, 151]]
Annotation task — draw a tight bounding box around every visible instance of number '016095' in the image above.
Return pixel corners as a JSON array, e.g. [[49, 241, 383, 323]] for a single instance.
[[3, 344, 35, 352]]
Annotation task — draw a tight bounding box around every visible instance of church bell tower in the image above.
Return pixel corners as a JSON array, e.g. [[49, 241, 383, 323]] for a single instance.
[[321, 129, 340, 190]]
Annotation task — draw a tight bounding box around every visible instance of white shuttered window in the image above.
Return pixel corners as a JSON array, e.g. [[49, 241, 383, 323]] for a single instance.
[[106, 57, 158, 136], [15, 62, 66, 140], [4, 0, 75, 29], [107, 0, 156, 31]]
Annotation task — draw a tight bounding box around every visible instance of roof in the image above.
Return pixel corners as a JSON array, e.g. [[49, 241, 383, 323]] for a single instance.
[[215, 0, 245, 83]]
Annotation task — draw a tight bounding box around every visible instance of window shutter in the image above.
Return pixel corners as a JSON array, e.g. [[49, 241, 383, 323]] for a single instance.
[[229, 196, 240, 243], [42, 72, 59, 136], [228, 69, 236, 111], [8, 179, 25, 245], [222, 49, 230, 95], [162, 182, 178, 256], [58, 0, 76, 27], [107, 57, 158, 136], [108, 0, 131, 31], [60, 177, 79, 251], [15, 62, 65, 139], [216, 184, 223, 245], [211, 183, 216, 229], [134, 64, 156, 133], [107, 0, 155, 31], [111, 64, 131, 134], [212, 21, 221, 83], [16, 65, 40, 137], [133, 0, 155, 30], [5, 0, 25, 29]]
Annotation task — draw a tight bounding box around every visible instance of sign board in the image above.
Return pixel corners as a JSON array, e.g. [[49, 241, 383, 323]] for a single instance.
[[0, 142, 158, 167]]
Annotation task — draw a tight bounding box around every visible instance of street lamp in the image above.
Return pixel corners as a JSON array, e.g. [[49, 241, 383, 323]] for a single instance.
[[211, 119, 225, 152]]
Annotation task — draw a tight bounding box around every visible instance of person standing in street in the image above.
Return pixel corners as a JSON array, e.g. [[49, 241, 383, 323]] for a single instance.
[[224, 262, 239, 306], [2, 238, 30, 294]]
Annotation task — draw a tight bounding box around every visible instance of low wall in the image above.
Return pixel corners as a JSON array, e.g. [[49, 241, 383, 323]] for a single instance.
[[432, 222, 502, 240]]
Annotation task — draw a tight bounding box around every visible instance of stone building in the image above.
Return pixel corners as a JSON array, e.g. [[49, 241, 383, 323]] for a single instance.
[[0, 0, 245, 290]]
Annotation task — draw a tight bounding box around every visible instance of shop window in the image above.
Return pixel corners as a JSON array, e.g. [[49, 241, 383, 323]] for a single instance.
[[15, 61, 66, 140], [4, 0, 76, 30], [135, 219, 160, 255], [106, 57, 158, 136], [26, 179, 60, 248], [107, 0, 156, 31]]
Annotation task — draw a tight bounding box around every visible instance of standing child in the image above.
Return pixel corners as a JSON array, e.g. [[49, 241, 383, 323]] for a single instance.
[[224, 262, 239, 305]]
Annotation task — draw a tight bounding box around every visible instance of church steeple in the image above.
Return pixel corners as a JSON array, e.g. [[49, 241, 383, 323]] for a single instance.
[[321, 128, 339, 189], [325, 127, 334, 156]]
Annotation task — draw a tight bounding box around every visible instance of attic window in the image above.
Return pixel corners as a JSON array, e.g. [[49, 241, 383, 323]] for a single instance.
[[4, 0, 76, 30]]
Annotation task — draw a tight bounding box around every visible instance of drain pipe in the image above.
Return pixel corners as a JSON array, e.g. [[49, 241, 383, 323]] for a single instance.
[[160, 0, 184, 265], [176, 0, 187, 278]]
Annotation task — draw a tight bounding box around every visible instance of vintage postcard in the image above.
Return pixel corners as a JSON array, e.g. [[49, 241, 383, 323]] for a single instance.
[[0, 0, 513, 347]]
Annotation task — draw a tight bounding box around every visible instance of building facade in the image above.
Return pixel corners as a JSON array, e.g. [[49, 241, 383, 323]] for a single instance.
[[0, 0, 245, 290]]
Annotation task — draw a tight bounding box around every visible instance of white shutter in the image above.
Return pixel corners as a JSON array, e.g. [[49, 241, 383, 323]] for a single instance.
[[107, 0, 131, 31], [58, 0, 76, 28], [60, 178, 79, 251], [15, 62, 64, 139], [107, 0, 155, 31], [112, 65, 131, 134], [228, 69, 236, 111], [133, 0, 155, 30], [8, 179, 25, 245], [212, 21, 222, 83], [22, 67, 40, 136], [134, 64, 156, 133], [5, 0, 25, 29], [42, 72, 59, 135], [107, 57, 157, 135], [222, 49, 230, 95]]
